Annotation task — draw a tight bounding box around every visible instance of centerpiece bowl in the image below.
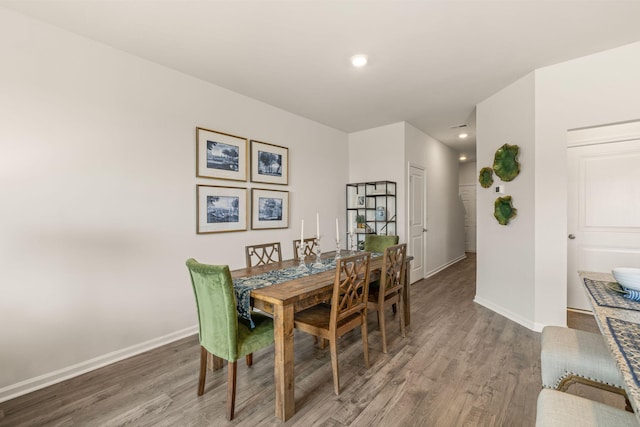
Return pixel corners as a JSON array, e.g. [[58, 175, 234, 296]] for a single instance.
[[612, 267, 640, 291]]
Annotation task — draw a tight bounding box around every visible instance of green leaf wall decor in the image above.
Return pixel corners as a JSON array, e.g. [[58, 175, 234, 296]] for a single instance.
[[493, 144, 520, 182], [479, 167, 494, 188], [494, 195, 517, 225]]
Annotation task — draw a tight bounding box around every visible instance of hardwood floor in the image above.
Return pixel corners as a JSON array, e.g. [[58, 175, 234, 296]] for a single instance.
[[0, 253, 620, 426]]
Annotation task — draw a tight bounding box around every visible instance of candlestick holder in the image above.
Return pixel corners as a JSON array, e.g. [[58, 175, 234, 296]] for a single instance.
[[296, 242, 309, 273], [348, 231, 357, 254], [335, 237, 341, 259], [311, 237, 323, 269]]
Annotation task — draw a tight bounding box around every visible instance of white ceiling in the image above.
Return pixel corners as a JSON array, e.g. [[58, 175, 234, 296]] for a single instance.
[[4, 1, 640, 161]]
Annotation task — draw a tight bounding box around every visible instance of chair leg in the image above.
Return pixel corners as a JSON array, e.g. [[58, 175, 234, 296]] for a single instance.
[[361, 316, 370, 369], [245, 353, 253, 367], [227, 360, 237, 421], [398, 294, 406, 338], [198, 346, 207, 396], [320, 338, 327, 349], [379, 306, 388, 354], [329, 338, 340, 395], [213, 355, 224, 371]]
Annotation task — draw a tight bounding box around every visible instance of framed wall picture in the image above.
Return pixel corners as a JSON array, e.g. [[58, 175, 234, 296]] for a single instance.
[[251, 188, 289, 230], [250, 140, 288, 185], [196, 127, 248, 181], [197, 185, 247, 233]]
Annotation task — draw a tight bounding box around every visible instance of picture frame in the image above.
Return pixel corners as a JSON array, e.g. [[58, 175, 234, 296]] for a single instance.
[[251, 188, 289, 230], [250, 140, 289, 185], [196, 127, 248, 181], [197, 185, 247, 234], [355, 194, 366, 208]]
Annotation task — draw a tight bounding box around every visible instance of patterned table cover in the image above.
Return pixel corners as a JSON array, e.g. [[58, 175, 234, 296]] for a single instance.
[[583, 277, 640, 311], [606, 317, 640, 387], [580, 271, 640, 422]]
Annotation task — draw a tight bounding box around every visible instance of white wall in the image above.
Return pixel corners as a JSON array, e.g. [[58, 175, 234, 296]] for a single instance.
[[459, 161, 478, 253], [0, 8, 348, 400], [348, 122, 406, 243], [533, 41, 640, 327], [476, 41, 640, 330], [347, 122, 465, 277], [404, 123, 466, 276], [476, 73, 536, 328], [458, 161, 477, 185]]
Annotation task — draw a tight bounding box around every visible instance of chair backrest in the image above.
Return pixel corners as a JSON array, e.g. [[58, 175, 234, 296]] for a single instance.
[[379, 243, 407, 299], [245, 242, 282, 268], [363, 235, 399, 253], [292, 237, 317, 260], [330, 252, 371, 328], [185, 258, 238, 361]]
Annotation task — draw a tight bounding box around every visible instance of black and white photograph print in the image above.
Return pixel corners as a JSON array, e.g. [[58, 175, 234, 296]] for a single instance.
[[197, 185, 247, 233], [258, 196, 283, 221], [197, 127, 247, 181], [207, 195, 239, 223], [252, 188, 289, 229], [257, 150, 282, 177], [207, 140, 239, 172], [250, 140, 288, 185]]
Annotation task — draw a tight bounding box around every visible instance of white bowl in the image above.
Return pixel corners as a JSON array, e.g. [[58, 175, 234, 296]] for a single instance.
[[612, 267, 640, 291]]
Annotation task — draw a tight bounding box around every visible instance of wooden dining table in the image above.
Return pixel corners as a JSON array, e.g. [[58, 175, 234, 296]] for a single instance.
[[580, 270, 640, 422], [230, 251, 412, 421]]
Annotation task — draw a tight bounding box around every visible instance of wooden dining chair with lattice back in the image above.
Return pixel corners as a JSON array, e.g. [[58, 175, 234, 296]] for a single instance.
[[185, 259, 274, 420], [245, 242, 282, 268], [292, 237, 317, 260], [367, 243, 407, 353], [294, 252, 371, 395]]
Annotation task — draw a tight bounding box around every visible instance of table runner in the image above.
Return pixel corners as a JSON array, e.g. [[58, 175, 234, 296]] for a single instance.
[[583, 277, 640, 312], [233, 257, 338, 327], [606, 317, 640, 387], [234, 252, 382, 327]]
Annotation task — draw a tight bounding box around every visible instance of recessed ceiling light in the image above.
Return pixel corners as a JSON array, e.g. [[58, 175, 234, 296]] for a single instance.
[[351, 54, 368, 67], [459, 155, 467, 161], [458, 132, 468, 139]]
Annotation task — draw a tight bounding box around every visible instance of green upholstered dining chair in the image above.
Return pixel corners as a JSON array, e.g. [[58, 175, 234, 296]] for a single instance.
[[363, 235, 399, 253], [185, 258, 274, 420]]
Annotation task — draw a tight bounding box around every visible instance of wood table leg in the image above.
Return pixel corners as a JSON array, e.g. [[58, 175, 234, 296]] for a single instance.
[[273, 303, 295, 421], [404, 263, 411, 326]]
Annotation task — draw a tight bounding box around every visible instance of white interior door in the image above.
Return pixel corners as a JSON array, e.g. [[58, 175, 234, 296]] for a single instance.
[[459, 184, 477, 252], [567, 123, 640, 310], [409, 164, 426, 283]]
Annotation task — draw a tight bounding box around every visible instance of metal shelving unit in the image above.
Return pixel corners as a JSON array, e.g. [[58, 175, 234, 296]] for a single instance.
[[346, 180, 397, 249]]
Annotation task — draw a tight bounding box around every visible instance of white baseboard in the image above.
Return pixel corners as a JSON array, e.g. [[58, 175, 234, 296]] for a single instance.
[[0, 325, 198, 403], [424, 253, 467, 279], [473, 296, 542, 332]]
